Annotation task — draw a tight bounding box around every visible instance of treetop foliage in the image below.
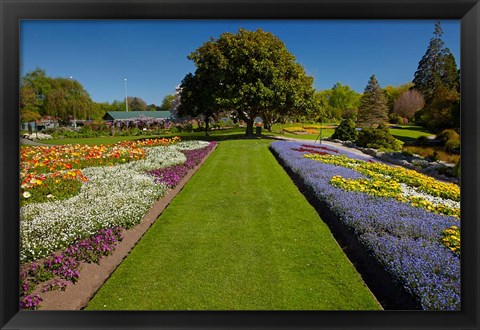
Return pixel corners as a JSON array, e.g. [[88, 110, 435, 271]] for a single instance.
[[412, 20, 460, 131], [356, 74, 389, 127], [412, 21, 459, 103], [179, 28, 316, 135]]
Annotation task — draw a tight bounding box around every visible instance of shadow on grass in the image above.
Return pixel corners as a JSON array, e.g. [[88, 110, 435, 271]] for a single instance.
[[390, 135, 418, 144]]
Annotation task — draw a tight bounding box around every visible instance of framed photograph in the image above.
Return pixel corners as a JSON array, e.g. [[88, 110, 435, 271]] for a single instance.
[[1, 0, 479, 329]]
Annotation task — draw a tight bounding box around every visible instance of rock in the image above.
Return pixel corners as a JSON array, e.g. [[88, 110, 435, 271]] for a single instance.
[[21, 133, 53, 141], [411, 159, 429, 168], [363, 148, 378, 157]]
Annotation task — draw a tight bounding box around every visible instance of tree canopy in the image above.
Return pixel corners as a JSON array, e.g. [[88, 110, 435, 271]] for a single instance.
[[382, 83, 413, 113], [127, 97, 148, 111], [179, 28, 316, 135], [412, 20, 460, 131], [393, 90, 425, 119], [20, 68, 94, 121], [328, 82, 361, 113], [159, 94, 175, 112]]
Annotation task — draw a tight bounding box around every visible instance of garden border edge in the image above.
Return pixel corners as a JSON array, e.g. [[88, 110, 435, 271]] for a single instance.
[[269, 144, 422, 310], [35, 143, 218, 310]]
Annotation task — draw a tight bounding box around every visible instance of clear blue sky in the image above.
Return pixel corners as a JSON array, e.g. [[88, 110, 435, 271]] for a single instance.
[[20, 20, 460, 106]]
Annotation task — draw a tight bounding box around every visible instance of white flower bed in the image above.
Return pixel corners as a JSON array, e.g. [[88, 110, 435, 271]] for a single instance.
[[175, 140, 210, 150], [400, 183, 460, 210], [20, 141, 207, 262]]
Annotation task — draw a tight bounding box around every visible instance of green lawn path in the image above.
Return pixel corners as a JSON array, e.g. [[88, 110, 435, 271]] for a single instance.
[[86, 139, 381, 310]]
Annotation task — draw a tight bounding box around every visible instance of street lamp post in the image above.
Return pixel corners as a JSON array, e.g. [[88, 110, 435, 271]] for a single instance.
[[124, 78, 128, 112], [69, 76, 77, 129]]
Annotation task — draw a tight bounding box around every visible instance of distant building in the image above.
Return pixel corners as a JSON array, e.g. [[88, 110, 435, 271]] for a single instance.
[[20, 116, 59, 131], [103, 111, 172, 121]]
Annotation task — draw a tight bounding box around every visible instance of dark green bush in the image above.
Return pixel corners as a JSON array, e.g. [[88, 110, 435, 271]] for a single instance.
[[331, 118, 358, 141], [452, 159, 460, 178], [388, 113, 403, 125], [401, 150, 414, 157], [445, 139, 460, 154], [415, 135, 429, 146], [437, 129, 460, 145], [356, 126, 403, 151]]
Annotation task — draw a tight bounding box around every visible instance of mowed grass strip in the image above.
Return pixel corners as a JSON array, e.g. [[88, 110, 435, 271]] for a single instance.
[[86, 139, 381, 310]]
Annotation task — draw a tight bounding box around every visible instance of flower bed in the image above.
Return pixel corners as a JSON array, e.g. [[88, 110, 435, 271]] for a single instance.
[[19, 139, 217, 309], [148, 142, 217, 188], [270, 141, 460, 310], [20, 137, 180, 205]]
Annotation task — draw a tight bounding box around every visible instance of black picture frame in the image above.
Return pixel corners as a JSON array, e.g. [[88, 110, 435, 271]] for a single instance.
[[1, 0, 479, 329]]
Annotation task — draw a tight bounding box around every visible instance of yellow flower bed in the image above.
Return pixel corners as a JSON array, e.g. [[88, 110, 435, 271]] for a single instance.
[[440, 225, 461, 253], [331, 175, 402, 199], [283, 127, 306, 134], [305, 153, 460, 218]]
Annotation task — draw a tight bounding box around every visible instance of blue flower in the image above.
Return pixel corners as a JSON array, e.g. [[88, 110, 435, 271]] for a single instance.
[[270, 141, 460, 310]]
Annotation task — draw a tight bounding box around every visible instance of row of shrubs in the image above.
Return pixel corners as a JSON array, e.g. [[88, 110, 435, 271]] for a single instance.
[[331, 119, 404, 151], [42, 123, 200, 139], [332, 119, 460, 155]]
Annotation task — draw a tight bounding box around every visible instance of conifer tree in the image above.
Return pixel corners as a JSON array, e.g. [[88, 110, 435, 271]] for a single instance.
[[356, 74, 389, 127], [413, 21, 445, 103], [412, 20, 460, 131], [441, 51, 460, 92]]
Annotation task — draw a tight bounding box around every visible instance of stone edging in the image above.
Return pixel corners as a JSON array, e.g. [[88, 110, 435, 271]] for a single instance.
[[37, 143, 218, 310]]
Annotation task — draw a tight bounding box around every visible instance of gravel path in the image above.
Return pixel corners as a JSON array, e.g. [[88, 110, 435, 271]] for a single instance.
[[20, 138, 53, 146]]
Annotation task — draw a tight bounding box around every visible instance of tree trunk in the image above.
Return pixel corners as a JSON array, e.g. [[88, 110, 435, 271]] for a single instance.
[[245, 119, 254, 136], [204, 116, 210, 136]]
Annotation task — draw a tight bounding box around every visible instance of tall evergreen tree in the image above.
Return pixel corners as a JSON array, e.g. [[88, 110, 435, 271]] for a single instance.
[[412, 20, 460, 131], [356, 74, 388, 127], [441, 50, 460, 92], [412, 20, 459, 103], [412, 21, 445, 103]]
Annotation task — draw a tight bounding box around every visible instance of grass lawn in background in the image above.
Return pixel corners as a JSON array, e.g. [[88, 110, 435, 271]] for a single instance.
[[86, 139, 381, 310], [39, 127, 248, 146], [263, 123, 336, 140], [389, 125, 434, 143]]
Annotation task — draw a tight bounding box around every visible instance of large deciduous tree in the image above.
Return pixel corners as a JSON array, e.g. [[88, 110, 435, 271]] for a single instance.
[[127, 97, 148, 111], [44, 78, 92, 120], [20, 69, 93, 121], [328, 82, 361, 114], [382, 83, 413, 113], [181, 28, 315, 136], [393, 90, 425, 119], [20, 68, 53, 117], [159, 94, 175, 111], [356, 74, 389, 127], [177, 73, 213, 135]]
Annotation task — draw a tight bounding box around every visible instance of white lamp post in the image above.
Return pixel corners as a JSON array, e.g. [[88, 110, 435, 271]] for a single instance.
[[69, 76, 77, 129], [124, 78, 128, 112]]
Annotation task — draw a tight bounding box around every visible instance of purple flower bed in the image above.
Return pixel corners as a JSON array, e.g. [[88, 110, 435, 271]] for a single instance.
[[20, 227, 123, 310], [148, 141, 217, 188], [270, 141, 460, 310]]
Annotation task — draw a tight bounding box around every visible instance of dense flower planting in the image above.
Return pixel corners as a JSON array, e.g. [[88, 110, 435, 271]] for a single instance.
[[304, 153, 459, 218], [20, 137, 180, 205], [148, 141, 217, 187], [270, 141, 460, 310], [20, 139, 211, 262], [20, 138, 215, 309], [20, 227, 123, 310]]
